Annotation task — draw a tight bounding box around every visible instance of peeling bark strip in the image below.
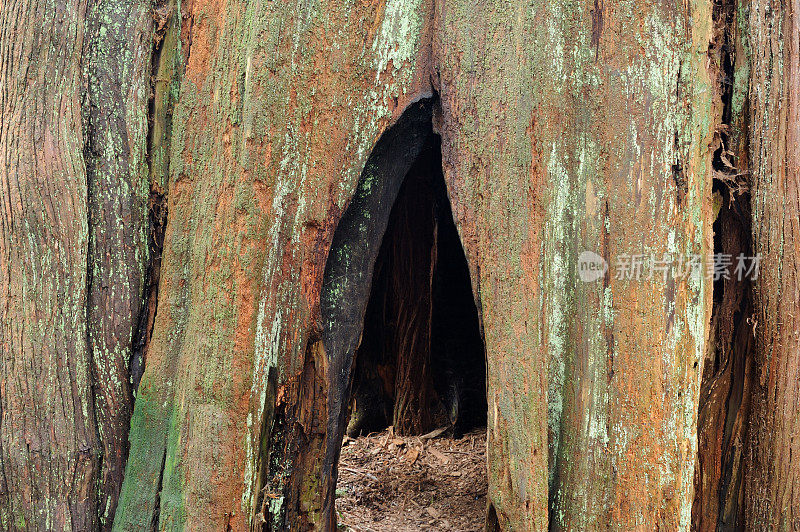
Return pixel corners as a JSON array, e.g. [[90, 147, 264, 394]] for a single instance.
[[1, 0, 151, 528], [746, 0, 800, 527], [83, 0, 152, 526]]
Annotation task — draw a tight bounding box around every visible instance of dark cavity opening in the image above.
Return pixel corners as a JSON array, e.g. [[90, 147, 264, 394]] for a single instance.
[[345, 120, 487, 439], [320, 97, 487, 530], [320, 97, 486, 446], [319, 97, 487, 529]]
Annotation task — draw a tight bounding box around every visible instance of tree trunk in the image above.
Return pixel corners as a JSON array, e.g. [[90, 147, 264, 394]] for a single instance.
[[2, 0, 799, 531], [0, 0, 150, 529], [745, 0, 800, 527]]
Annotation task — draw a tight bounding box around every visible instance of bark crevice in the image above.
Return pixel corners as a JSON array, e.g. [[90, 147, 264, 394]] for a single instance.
[[131, 0, 178, 393], [692, 0, 755, 526]]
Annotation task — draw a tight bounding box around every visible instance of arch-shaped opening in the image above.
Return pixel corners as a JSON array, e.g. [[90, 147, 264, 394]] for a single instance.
[[320, 97, 487, 529], [344, 125, 486, 439]]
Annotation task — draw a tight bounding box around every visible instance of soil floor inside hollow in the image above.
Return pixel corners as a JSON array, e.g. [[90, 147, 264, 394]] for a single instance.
[[335, 427, 487, 531]]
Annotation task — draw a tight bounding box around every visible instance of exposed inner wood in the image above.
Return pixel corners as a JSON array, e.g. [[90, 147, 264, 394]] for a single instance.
[[347, 133, 486, 439], [692, 0, 754, 526]]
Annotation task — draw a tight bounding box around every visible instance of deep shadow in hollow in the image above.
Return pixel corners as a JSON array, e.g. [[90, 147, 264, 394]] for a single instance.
[[318, 97, 487, 528], [318, 98, 436, 528], [346, 132, 487, 439]]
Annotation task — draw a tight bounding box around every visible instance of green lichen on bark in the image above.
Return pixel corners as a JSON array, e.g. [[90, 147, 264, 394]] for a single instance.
[[116, 0, 431, 528], [532, 0, 716, 529], [83, 0, 152, 525], [1, 0, 151, 527]]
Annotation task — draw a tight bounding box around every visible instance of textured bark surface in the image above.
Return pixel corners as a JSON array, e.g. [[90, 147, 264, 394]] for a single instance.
[[433, 1, 718, 529], [114, 0, 722, 530], [435, 1, 715, 528], [0, 2, 98, 528], [746, 0, 800, 527], [4, 0, 799, 530], [0, 0, 150, 529], [114, 1, 435, 529], [83, 0, 152, 525]]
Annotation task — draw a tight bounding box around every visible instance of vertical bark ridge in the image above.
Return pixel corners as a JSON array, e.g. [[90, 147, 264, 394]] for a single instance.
[[746, 0, 800, 527], [473, 0, 716, 528], [0, 0, 99, 529], [82, 0, 152, 526]]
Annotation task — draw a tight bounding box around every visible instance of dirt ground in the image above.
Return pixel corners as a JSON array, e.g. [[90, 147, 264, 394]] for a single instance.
[[335, 426, 488, 531]]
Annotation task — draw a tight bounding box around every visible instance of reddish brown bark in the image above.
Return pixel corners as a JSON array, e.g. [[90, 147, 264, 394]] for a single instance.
[[0, 3, 99, 528], [745, 0, 800, 527], [1, 0, 151, 528]]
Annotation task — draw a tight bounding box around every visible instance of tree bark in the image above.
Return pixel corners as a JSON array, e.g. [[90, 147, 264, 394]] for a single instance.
[[0, 2, 98, 528], [83, 0, 152, 525], [0, 0, 150, 529], [434, 1, 715, 528], [2, 0, 800, 530], [114, 0, 437, 529], [746, 0, 800, 527]]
